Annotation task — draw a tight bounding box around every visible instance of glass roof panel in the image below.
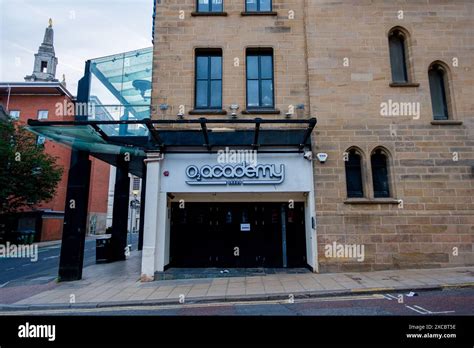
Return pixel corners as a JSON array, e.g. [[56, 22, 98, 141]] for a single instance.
[[88, 47, 153, 137], [27, 125, 146, 156]]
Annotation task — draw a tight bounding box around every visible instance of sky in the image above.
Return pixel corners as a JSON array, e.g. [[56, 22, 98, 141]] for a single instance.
[[0, 0, 153, 94]]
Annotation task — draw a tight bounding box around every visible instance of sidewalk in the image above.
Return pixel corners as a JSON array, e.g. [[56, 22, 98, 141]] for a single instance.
[[1, 250, 473, 311], [35, 235, 102, 249]]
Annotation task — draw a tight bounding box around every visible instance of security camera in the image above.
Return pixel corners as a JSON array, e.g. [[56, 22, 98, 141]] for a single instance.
[[303, 151, 313, 161], [316, 153, 328, 163]]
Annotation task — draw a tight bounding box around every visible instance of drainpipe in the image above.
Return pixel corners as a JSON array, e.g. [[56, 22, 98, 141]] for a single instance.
[[6, 85, 11, 112]]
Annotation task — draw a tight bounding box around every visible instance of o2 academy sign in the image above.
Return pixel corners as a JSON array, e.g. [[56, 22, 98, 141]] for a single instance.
[[186, 163, 285, 186]]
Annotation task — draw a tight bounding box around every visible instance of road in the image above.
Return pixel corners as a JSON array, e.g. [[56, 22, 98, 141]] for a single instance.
[[0, 234, 138, 287], [3, 287, 472, 316]]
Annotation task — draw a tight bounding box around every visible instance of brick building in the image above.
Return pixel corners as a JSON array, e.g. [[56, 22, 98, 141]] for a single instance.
[[0, 21, 110, 242]]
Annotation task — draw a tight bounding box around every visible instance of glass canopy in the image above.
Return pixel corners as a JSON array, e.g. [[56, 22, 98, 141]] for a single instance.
[[27, 125, 146, 157], [89, 47, 153, 137]]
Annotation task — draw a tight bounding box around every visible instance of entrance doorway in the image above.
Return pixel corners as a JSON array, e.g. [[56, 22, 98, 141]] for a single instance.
[[170, 202, 307, 268]]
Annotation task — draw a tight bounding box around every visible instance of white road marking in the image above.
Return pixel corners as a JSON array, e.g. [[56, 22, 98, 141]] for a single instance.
[[413, 305, 432, 313], [406, 305, 455, 315], [406, 305, 428, 314], [384, 294, 398, 300], [0, 281, 10, 288], [42, 256, 59, 260]]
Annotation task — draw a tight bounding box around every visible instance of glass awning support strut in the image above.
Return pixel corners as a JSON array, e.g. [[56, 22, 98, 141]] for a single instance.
[[300, 118, 317, 150], [253, 118, 262, 149], [200, 118, 211, 151], [144, 118, 164, 150]]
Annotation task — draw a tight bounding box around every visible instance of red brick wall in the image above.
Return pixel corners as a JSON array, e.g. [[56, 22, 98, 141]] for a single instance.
[[0, 94, 74, 219], [0, 93, 111, 240], [89, 158, 110, 214], [41, 218, 64, 242]]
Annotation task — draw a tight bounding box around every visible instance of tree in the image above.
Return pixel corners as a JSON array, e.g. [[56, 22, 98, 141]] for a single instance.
[[0, 118, 63, 214]]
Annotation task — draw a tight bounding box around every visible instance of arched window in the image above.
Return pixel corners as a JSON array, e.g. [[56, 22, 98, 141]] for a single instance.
[[389, 28, 409, 83], [371, 149, 390, 198], [345, 149, 364, 198], [429, 63, 450, 120]]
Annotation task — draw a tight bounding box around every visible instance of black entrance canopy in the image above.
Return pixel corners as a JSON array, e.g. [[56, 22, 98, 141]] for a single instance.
[[27, 117, 317, 177]]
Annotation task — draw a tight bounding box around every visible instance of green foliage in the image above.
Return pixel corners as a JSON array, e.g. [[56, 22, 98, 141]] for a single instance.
[[0, 120, 63, 213]]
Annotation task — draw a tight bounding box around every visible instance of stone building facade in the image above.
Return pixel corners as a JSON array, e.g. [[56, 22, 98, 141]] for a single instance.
[[150, 0, 473, 272]]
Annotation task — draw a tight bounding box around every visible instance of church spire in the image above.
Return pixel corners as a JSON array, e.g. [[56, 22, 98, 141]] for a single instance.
[[25, 19, 58, 82]]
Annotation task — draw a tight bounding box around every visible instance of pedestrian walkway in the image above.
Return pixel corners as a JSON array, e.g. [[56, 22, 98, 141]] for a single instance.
[[35, 235, 101, 249], [1, 250, 473, 310]]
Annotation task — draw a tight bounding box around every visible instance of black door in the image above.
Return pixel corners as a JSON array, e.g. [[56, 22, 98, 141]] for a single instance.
[[170, 202, 306, 268]]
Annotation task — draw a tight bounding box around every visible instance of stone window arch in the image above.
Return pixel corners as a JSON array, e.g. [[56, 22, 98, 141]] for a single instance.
[[388, 27, 413, 84], [370, 147, 392, 198], [345, 147, 366, 198], [429, 61, 454, 120]]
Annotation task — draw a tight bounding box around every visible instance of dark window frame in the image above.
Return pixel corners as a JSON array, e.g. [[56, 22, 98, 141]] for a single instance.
[[429, 64, 450, 120], [196, 0, 224, 13], [194, 49, 223, 110], [246, 48, 275, 110], [345, 150, 364, 198], [389, 29, 409, 83], [245, 0, 272, 12], [371, 149, 391, 198]]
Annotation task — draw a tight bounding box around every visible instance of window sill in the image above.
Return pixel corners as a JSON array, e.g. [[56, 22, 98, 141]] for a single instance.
[[241, 11, 278, 16], [189, 109, 228, 115], [431, 120, 463, 126], [389, 82, 420, 88], [344, 198, 400, 205], [242, 109, 280, 115], [191, 12, 228, 17]]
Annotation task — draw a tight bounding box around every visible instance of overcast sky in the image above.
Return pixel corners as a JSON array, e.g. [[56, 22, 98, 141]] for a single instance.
[[0, 0, 153, 94]]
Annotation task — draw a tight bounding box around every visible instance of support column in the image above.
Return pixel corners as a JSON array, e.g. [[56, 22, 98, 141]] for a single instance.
[[110, 156, 130, 262], [58, 61, 92, 282], [138, 163, 147, 251], [140, 153, 163, 281], [155, 191, 169, 272], [58, 150, 91, 281]]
